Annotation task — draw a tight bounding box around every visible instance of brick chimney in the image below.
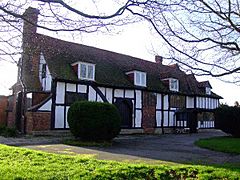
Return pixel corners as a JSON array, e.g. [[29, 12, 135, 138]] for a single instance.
[[155, 55, 163, 64], [22, 7, 39, 45], [21, 7, 41, 90]]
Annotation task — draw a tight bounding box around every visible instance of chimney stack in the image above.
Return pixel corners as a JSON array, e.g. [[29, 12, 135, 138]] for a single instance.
[[22, 7, 39, 45], [21, 7, 40, 89], [155, 55, 163, 64]]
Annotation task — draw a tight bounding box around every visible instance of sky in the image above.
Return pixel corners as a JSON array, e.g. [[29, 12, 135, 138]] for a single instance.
[[0, 1, 239, 105]]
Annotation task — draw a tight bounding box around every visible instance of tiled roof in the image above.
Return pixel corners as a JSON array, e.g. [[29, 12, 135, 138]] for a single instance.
[[198, 81, 212, 88], [24, 33, 221, 98]]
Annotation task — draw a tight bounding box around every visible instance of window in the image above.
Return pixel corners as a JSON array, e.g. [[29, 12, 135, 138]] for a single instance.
[[206, 87, 211, 95], [169, 78, 179, 92], [65, 92, 87, 106], [42, 64, 46, 78], [134, 71, 146, 87], [78, 62, 95, 80]]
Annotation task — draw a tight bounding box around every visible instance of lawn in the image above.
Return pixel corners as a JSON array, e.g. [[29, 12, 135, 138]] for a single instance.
[[195, 136, 240, 154], [0, 144, 240, 179]]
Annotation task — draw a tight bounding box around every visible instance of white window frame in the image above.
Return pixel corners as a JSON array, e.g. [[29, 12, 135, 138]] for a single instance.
[[134, 71, 147, 87], [169, 78, 179, 92], [206, 87, 211, 95], [72, 62, 95, 81]]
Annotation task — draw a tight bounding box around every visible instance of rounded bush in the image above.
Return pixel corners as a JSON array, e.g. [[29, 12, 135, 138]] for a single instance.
[[67, 101, 121, 141], [215, 105, 240, 137]]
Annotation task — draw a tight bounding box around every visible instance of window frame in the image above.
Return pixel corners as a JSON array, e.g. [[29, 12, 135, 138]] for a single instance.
[[169, 78, 179, 92], [65, 92, 87, 106], [206, 87, 211, 95], [134, 71, 147, 87], [41, 64, 47, 78], [76, 62, 95, 81]]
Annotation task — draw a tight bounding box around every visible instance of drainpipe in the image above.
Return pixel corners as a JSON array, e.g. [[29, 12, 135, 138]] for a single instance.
[[18, 58, 27, 134]]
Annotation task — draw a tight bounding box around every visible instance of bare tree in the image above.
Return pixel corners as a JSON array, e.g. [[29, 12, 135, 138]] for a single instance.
[[0, 0, 240, 83], [234, 101, 239, 107], [123, 0, 240, 83], [0, 0, 136, 63]]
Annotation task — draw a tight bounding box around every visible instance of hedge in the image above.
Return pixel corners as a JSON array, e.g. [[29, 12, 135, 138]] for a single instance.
[[67, 101, 121, 141], [215, 105, 240, 137]]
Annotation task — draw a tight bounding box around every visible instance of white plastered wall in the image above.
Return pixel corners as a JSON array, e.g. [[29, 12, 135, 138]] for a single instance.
[[56, 82, 65, 104], [55, 106, 64, 128], [78, 85, 87, 93], [135, 90, 142, 127], [66, 83, 76, 92], [196, 97, 219, 109], [38, 99, 52, 111], [97, 87, 105, 102], [156, 93, 162, 127], [106, 88, 113, 103], [186, 96, 194, 108], [88, 86, 96, 101], [39, 53, 52, 91]]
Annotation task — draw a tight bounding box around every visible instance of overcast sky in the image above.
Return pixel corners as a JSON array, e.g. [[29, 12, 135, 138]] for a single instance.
[[0, 1, 239, 105]]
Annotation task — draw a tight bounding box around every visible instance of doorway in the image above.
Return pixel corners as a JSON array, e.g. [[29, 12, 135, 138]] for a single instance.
[[114, 98, 133, 128]]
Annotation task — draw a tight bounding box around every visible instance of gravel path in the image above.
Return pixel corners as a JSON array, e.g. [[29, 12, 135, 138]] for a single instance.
[[1, 129, 240, 165]]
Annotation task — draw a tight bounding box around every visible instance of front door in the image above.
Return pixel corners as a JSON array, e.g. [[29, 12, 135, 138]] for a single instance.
[[114, 98, 133, 128], [176, 110, 198, 133], [188, 111, 198, 133], [176, 112, 188, 128]]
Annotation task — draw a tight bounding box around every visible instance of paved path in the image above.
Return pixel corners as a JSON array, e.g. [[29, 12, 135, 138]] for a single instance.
[[0, 135, 71, 146], [1, 130, 240, 165]]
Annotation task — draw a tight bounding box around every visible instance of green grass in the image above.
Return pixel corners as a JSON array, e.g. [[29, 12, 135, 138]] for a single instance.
[[195, 136, 240, 154], [0, 144, 239, 179]]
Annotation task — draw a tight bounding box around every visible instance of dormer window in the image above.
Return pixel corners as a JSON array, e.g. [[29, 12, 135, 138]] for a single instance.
[[135, 71, 146, 87], [206, 87, 211, 95], [198, 81, 212, 95], [126, 70, 147, 87], [72, 62, 95, 81], [169, 78, 179, 92]]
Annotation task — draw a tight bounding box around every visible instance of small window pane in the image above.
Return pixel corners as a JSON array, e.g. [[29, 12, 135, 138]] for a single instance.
[[174, 80, 178, 89], [170, 79, 175, 89], [170, 79, 179, 91], [80, 64, 87, 78], [176, 80, 179, 90], [136, 72, 141, 85], [42, 64, 46, 78], [65, 92, 87, 106], [87, 65, 93, 79], [206, 87, 211, 95], [141, 73, 146, 86]]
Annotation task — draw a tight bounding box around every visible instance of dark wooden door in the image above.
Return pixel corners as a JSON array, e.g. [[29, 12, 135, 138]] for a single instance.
[[176, 112, 188, 128], [114, 98, 133, 128], [176, 111, 198, 133], [188, 111, 198, 133]]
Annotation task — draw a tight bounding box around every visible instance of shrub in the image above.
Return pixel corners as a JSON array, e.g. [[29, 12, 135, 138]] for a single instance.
[[0, 125, 5, 134], [215, 105, 240, 137], [67, 101, 121, 141], [0, 125, 17, 137], [3, 127, 17, 137]]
